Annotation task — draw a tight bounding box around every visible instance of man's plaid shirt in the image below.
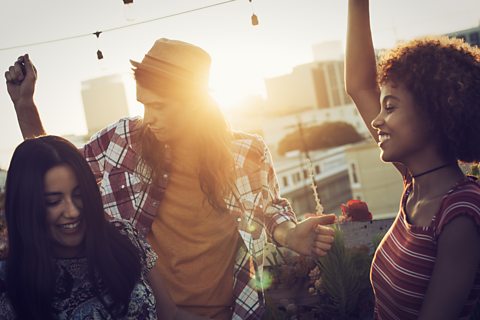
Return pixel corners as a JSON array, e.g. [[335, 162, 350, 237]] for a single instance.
[[82, 117, 297, 319]]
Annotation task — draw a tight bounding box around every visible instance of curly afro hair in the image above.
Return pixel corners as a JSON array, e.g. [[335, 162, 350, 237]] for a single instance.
[[377, 36, 480, 163]]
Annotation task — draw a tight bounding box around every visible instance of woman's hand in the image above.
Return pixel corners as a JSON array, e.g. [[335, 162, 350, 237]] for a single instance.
[[5, 54, 37, 106]]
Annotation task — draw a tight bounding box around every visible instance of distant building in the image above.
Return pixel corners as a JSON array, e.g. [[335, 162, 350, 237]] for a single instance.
[[81, 74, 130, 138], [344, 140, 404, 219], [264, 60, 352, 113], [446, 24, 480, 46], [274, 146, 352, 216], [272, 139, 403, 220], [232, 41, 366, 146], [258, 39, 407, 220]]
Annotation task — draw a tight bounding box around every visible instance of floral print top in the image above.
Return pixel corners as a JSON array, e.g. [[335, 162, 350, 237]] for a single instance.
[[0, 219, 158, 319]]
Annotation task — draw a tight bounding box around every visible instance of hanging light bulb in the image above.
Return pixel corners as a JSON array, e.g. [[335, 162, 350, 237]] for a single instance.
[[93, 31, 104, 60], [97, 49, 104, 60], [251, 13, 259, 26], [248, 0, 259, 26]]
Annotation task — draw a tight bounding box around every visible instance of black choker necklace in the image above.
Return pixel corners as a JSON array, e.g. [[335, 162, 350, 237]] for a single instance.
[[412, 163, 453, 179]]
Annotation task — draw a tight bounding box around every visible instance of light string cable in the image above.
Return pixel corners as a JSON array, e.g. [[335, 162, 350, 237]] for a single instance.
[[0, 0, 242, 52]]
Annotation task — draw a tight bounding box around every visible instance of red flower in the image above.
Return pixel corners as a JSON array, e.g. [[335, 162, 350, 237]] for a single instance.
[[340, 200, 372, 222]]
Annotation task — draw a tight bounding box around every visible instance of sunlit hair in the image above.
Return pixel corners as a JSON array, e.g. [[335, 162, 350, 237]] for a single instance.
[[133, 68, 235, 213], [4, 136, 141, 319], [377, 36, 480, 162]]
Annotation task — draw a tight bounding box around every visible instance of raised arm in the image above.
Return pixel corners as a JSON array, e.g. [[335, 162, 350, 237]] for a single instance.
[[5, 54, 46, 139], [345, 0, 380, 141], [346, 0, 406, 175]]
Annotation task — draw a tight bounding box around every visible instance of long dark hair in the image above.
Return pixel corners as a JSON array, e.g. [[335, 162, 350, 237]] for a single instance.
[[4, 136, 142, 319]]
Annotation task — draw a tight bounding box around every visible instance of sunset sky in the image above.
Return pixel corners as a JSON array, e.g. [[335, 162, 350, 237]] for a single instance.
[[0, 0, 479, 168]]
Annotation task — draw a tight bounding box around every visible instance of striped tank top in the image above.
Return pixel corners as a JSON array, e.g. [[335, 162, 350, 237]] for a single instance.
[[371, 176, 480, 319]]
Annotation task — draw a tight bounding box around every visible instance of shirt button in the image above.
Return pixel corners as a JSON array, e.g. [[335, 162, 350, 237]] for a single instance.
[[163, 174, 168, 178], [152, 201, 158, 206], [121, 185, 125, 189], [259, 204, 263, 208], [237, 217, 241, 222]]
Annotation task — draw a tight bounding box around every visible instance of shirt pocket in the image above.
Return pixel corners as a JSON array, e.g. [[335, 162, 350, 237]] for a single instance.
[[101, 167, 144, 220]]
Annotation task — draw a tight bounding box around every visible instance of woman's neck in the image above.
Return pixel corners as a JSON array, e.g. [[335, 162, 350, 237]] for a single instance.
[[410, 164, 465, 200]]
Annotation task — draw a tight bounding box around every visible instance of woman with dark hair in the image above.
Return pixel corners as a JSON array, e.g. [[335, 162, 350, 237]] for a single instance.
[[346, 1, 480, 319], [0, 135, 193, 319]]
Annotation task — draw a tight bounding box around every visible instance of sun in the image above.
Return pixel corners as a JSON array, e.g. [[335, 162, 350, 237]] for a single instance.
[[209, 86, 247, 114], [209, 78, 261, 115], [208, 66, 267, 116]]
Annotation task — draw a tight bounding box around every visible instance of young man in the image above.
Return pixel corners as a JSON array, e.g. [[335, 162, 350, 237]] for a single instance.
[[6, 38, 335, 319]]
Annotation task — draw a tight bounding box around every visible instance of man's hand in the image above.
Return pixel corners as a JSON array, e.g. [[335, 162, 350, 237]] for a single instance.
[[285, 214, 336, 256], [5, 54, 37, 106]]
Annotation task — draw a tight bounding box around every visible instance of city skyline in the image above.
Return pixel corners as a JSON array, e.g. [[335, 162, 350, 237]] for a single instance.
[[0, 0, 479, 168]]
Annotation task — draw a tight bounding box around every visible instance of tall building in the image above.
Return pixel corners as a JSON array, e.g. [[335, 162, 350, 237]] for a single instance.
[[81, 74, 130, 138], [264, 60, 352, 113], [312, 60, 352, 108], [265, 62, 320, 113]]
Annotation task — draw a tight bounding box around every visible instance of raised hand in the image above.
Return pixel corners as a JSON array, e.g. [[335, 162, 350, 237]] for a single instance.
[[5, 54, 37, 106]]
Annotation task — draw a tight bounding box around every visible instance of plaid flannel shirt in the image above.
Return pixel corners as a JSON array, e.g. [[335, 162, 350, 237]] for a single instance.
[[82, 117, 297, 319]]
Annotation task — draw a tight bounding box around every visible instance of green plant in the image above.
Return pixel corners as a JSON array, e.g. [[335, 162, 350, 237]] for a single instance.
[[314, 227, 374, 319], [266, 247, 316, 289], [263, 295, 289, 320]]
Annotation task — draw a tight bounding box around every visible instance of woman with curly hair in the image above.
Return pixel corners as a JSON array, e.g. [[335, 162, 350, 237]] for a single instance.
[[346, 1, 480, 319]]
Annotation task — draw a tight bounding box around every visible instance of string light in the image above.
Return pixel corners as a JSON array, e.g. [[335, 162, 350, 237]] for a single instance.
[[251, 13, 259, 26], [93, 31, 103, 60], [1, 0, 259, 60], [0, 0, 241, 52], [249, 0, 259, 26]]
